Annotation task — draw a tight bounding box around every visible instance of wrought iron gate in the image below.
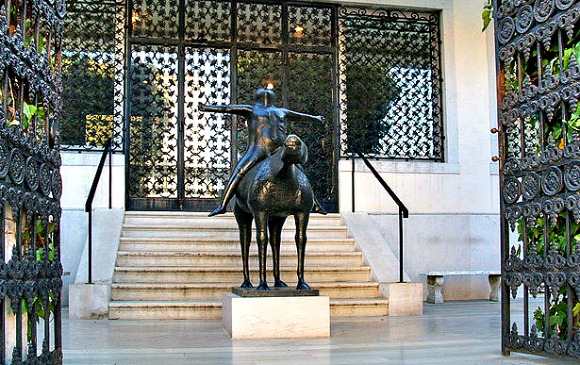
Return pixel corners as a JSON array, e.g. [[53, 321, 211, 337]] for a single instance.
[[126, 0, 338, 212], [496, 0, 580, 359], [1, 0, 64, 363]]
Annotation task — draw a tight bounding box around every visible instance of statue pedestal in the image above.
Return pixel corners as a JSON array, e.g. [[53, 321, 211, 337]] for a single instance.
[[222, 291, 330, 339]]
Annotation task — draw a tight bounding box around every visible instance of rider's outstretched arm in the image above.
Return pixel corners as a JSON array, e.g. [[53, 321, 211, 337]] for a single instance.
[[198, 104, 253, 117], [284, 109, 325, 122]]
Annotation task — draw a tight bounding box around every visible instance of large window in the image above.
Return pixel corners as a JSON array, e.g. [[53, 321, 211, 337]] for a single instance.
[[339, 7, 444, 161], [61, 0, 124, 151]]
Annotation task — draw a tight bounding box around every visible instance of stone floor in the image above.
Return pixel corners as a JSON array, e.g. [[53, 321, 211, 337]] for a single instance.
[[63, 300, 576, 364]]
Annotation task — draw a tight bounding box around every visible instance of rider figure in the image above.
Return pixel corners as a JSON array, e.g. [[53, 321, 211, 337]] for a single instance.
[[199, 88, 327, 217]]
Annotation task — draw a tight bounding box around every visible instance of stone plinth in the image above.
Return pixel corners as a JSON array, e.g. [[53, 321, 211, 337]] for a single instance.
[[232, 287, 319, 297], [69, 283, 110, 319], [384, 282, 423, 316], [222, 292, 330, 339]]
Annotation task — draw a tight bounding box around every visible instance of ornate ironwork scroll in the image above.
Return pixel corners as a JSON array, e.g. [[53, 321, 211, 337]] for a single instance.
[[61, 0, 125, 151], [496, 0, 580, 359], [338, 7, 443, 160], [1, 0, 64, 363]]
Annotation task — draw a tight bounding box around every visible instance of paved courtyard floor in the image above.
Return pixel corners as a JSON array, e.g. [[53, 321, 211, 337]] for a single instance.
[[63, 300, 576, 364]]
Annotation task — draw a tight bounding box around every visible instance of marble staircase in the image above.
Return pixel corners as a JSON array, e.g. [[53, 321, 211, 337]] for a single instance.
[[109, 211, 389, 319]]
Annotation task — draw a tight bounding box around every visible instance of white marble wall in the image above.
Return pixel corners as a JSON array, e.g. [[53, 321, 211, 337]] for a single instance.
[[370, 213, 501, 300], [60, 152, 125, 305], [333, 0, 501, 300]]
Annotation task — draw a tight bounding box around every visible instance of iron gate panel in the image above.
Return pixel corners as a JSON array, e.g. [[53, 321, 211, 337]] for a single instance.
[[288, 4, 332, 48], [61, 0, 125, 152], [495, 0, 580, 359], [1, 0, 65, 363], [128, 45, 180, 208], [236, 49, 284, 106], [183, 48, 232, 203], [287, 52, 337, 211]]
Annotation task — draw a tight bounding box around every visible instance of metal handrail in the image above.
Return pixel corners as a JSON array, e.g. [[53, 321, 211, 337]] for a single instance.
[[352, 151, 409, 283], [84, 138, 113, 284]]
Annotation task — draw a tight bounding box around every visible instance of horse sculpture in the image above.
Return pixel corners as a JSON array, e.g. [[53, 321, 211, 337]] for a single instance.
[[233, 134, 314, 291]]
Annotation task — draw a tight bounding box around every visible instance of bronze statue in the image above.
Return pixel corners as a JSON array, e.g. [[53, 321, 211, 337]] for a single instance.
[[198, 88, 327, 217], [233, 134, 313, 290]]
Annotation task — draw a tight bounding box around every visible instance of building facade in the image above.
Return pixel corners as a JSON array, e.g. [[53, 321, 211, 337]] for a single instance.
[[60, 0, 500, 304]]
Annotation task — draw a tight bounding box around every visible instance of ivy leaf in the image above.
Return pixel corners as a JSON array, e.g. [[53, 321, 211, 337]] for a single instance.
[[573, 303, 580, 317], [22, 102, 37, 130], [36, 248, 44, 263], [24, 19, 32, 49], [36, 220, 45, 235], [482, 9, 492, 32], [48, 243, 55, 262], [48, 221, 56, 233], [36, 106, 46, 120], [481, 1, 493, 32], [38, 35, 45, 55], [550, 311, 566, 327]]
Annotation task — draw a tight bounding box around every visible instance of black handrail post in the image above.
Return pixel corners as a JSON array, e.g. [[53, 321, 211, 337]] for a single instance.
[[109, 144, 112, 209], [355, 150, 409, 283], [88, 210, 93, 284], [85, 137, 113, 284], [351, 153, 355, 212], [399, 207, 404, 283]]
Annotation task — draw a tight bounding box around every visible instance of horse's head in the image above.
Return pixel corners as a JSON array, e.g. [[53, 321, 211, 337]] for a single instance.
[[281, 134, 308, 165]]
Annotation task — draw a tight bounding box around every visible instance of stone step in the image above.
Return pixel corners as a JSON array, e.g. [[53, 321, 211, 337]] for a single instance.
[[108, 297, 389, 320], [118, 237, 356, 253], [111, 282, 380, 301], [109, 300, 223, 320], [123, 212, 344, 227], [116, 251, 363, 267], [110, 211, 389, 318], [114, 266, 372, 283], [330, 298, 389, 317], [121, 225, 349, 239]]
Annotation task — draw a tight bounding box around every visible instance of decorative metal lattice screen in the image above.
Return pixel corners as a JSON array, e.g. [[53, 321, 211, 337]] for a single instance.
[[496, 0, 580, 359], [60, 0, 125, 151], [1, 0, 65, 363], [338, 7, 444, 160]]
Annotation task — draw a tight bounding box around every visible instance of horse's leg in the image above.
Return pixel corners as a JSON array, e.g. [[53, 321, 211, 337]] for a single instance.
[[255, 212, 270, 290], [269, 216, 288, 288], [233, 204, 253, 288], [294, 212, 311, 290]]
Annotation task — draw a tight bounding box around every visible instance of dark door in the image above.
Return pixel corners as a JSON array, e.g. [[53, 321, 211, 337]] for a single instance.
[[126, 0, 339, 212]]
